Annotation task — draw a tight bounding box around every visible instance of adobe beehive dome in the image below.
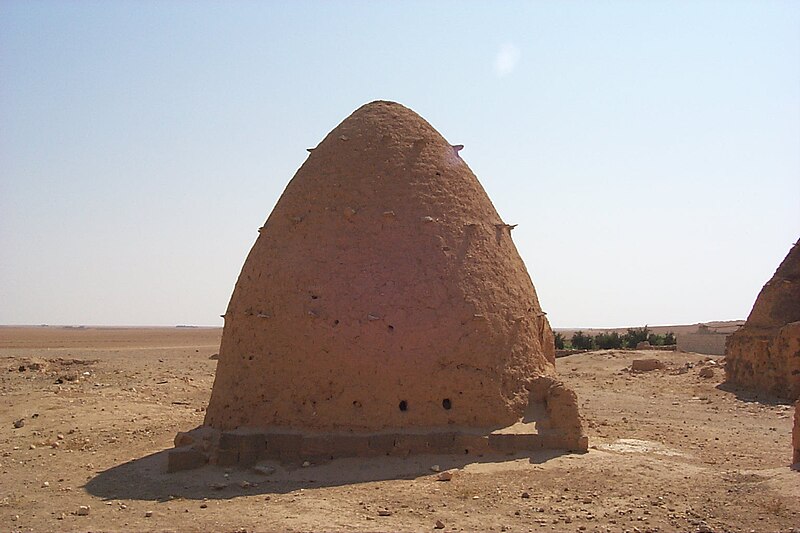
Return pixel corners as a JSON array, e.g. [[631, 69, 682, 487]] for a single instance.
[[725, 239, 800, 400], [205, 100, 554, 430], [168, 101, 585, 470]]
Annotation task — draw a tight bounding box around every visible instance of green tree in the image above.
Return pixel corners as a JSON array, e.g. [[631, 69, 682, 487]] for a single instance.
[[595, 331, 624, 349], [554, 332, 566, 350], [571, 331, 595, 350], [663, 332, 676, 345], [623, 326, 650, 348]]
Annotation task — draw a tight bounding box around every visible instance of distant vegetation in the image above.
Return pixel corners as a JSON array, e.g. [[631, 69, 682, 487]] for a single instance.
[[556, 326, 676, 351]]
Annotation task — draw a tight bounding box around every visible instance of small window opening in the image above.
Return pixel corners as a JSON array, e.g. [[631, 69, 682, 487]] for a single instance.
[[442, 398, 452, 410], [398, 400, 408, 412]]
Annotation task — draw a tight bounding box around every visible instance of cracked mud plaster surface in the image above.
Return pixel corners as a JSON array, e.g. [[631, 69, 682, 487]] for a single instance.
[[725, 239, 800, 400], [205, 101, 558, 432]]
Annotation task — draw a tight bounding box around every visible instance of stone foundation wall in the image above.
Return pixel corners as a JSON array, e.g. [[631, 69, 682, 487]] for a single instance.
[[168, 428, 588, 472]]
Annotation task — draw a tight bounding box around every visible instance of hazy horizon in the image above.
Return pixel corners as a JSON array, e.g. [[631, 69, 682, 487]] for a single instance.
[[0, 319, 747, 330], [2, 2, 798, 329]]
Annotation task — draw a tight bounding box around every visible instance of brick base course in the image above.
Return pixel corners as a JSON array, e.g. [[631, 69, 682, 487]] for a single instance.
[[168, 428, 587, 472]]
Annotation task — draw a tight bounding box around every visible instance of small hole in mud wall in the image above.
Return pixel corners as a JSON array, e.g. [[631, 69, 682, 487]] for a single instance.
[[387, 325, 394, 332], [311, 294, 319, 300], [352, 400, 362, 408], [442, 398, 452, 410], [398, 400, 408, 412], [332, 320, 339, 327]]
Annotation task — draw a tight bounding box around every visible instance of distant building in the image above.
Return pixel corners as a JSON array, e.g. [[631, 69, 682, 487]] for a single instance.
[[677, 324, 735, 355]]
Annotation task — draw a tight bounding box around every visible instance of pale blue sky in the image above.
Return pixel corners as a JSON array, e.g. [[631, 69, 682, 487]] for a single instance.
[[1, 1, 798, 328]]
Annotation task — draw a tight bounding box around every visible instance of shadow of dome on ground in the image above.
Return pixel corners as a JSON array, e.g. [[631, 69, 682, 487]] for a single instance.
[[715, 382, 795, 406], [84, 447, 572, 502]]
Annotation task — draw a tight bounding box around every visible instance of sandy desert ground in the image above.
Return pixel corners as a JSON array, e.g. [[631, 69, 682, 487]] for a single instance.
[[1, 326, 798, 532]]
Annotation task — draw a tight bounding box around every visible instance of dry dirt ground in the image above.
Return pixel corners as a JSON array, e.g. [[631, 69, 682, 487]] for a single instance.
[[1, 326, 798, 533]]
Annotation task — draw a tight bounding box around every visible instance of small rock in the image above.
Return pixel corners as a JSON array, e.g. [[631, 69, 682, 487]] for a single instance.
[[435, 519, 445, 529], [378, 509, 393, 516], [430, 464, 441, 472], [302, 460, 311, 467], [698, 367, 715, 379], [145, 510, 153, 517], [200, 503, 208, 509], [76, 505, 90, 516], [521, 492, 530, 499], [631, 359, 664, 372], [57, 512, 66, 520], [13, 418, 25, 429], [437, 471, 453, 481], [29, 444, 36, 450], [209, 482, 228, 490], [252, 464, 276, 476], [42, 481, 49, 488]]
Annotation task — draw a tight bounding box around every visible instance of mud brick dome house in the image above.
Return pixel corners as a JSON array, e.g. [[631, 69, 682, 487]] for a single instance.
[[169, 101, 586, 471], [725, 239, 800, 401]]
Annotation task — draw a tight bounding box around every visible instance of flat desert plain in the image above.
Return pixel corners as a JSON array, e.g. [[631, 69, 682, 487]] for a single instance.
[[1, 326, 798, 532]]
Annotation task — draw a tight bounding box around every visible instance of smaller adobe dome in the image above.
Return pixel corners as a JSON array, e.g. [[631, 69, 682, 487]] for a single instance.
[[725, 239, 800, 400]]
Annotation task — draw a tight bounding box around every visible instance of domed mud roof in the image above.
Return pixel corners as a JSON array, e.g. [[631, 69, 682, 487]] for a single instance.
[[204, 100, 555, 432]]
